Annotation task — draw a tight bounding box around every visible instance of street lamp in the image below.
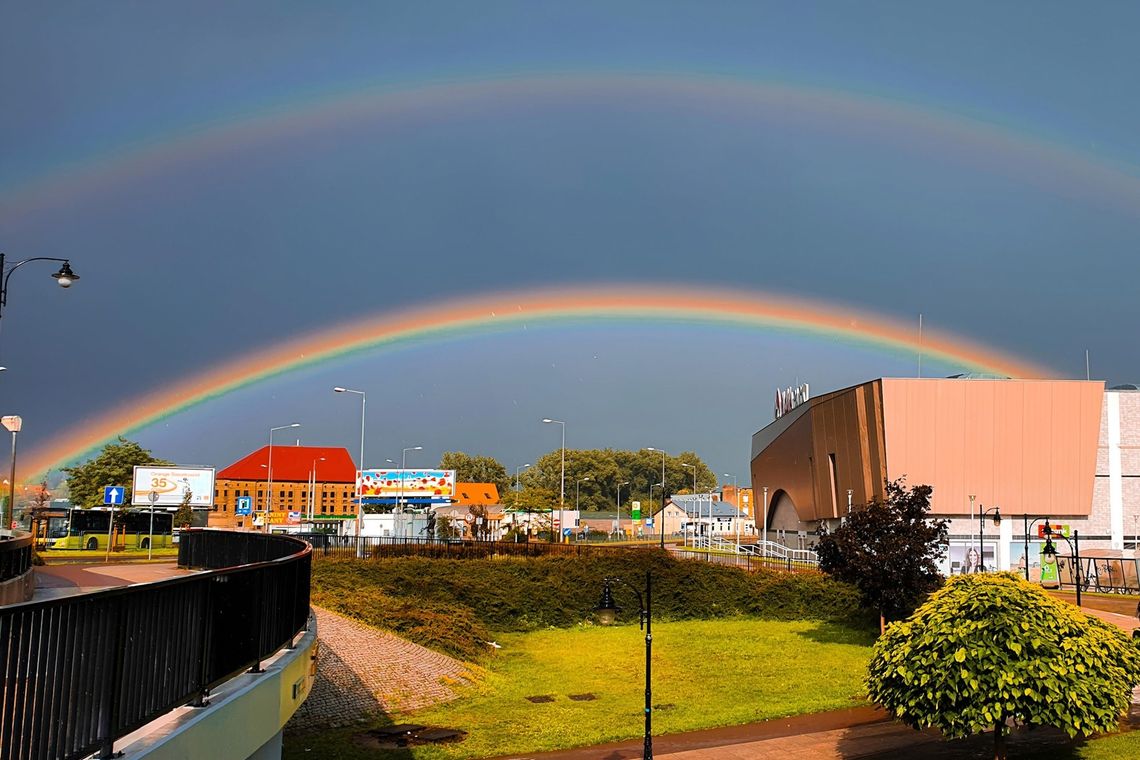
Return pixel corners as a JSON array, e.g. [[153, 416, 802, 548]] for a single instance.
[[978, 505, 1002, 571], [615, 480, 629, 539], [761, 486, 769, 552], [724, 473, 741, 544], [542, 418, 566, 543], [1041, 523, 1083, 607], [595, 571, 654, 760], [398, 445, 423, 538], [681, 464, 697, 548], [334, 387, 366, 546], [0, 254, 80, 326], [1021, 514, 1054, 582], [646, 448, 668, 549], [0, 415, 20, 532], [309, 456, 326, 522], [266, 423, 300, 533]]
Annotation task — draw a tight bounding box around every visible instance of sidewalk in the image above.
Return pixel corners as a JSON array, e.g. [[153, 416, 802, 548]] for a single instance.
[[32, 560, 191, 600]]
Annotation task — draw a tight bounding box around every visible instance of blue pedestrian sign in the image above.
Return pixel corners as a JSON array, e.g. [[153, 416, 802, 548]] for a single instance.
[[104, 486, 125, 506], [236, 496, 253, 516]]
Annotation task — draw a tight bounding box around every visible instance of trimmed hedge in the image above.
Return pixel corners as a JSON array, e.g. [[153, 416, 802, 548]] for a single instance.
[[312, 550, 869, 660]]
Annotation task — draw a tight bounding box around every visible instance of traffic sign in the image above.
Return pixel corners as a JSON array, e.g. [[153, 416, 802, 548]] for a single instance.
[[236, 496, 253, 516], [104, 486, 125, 506], [287, 511, 301, 524]]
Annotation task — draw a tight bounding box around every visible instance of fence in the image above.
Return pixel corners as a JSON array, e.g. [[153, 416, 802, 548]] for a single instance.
[[1054, 555, 1140, 595], [299, 534, 649, 561], [1, 529, 311, 760], [0, 532, 32, 584]]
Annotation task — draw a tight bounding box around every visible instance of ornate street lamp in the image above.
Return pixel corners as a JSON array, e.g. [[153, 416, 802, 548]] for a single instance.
[[595, 570, 654, 760], [978, 505, 1001, 571], [1041, 522, 1083, 607]]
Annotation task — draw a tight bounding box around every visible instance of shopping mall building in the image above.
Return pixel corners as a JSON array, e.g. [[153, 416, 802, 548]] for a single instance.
[[750, 377, 1140, 575]]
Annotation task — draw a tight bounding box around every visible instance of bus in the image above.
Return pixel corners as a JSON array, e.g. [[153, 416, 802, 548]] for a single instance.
[[48, 508, 175, 551]]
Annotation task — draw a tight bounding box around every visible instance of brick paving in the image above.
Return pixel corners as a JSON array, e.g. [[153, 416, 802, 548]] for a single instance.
[[287, 606, 476, 731]]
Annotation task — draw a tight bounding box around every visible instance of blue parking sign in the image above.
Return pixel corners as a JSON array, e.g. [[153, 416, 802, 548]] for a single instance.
[[236, 496, 253, 516]]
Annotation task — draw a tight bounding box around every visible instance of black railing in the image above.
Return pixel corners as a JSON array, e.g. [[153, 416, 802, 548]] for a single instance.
[[1055, 555, 1140, 595], [1, 529, 311, 760], [299, 534, 647, 561], [0, 532, 32, 583]]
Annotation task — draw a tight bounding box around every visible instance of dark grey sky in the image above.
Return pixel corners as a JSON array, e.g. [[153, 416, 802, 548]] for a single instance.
[[2, 2, 1138, 482]]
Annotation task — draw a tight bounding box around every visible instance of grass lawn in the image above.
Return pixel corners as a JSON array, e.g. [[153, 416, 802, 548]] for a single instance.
[[284, 617, 874, 760]]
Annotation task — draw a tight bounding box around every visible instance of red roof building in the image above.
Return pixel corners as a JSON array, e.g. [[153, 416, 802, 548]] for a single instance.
[[212, 445, 358, 530]]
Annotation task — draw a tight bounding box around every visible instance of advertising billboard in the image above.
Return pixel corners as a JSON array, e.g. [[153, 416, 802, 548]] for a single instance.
[[132, 466, 216, 507], [358, 469, 455, 500]]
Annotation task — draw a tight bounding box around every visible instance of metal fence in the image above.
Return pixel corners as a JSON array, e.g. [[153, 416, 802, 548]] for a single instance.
[[0, 532, 32, 583], [1, 529, 311, 760], [299, 534, 651, 561], [1055, 555, 1140, 595]]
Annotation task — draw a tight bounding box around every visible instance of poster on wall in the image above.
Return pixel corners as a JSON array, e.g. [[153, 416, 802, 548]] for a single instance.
[[1008, 542, 1047, 582], [946, 542, 997, 575]]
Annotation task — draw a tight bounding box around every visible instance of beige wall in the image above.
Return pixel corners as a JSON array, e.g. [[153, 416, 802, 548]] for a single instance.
[[880, 379, 1103, 516]]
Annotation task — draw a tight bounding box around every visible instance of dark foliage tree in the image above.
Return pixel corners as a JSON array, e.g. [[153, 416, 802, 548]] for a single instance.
[[438, 451, 510, 496], [60, 437, 173, 509], [815, 479, 948, 627], [172, 490, 194, 529]]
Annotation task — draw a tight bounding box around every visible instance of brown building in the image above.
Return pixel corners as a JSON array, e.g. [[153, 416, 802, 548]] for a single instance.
[[211, 445, 357, 530], [751, 377, 1139, 573]]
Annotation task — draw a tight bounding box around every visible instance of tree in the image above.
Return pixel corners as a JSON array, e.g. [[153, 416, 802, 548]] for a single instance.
[[172, 489, 194, 529], [61, 437, 173, 508], [867, 573, 1140, 760], [815, 479, 947, 628], [438, 452, 510, 496]]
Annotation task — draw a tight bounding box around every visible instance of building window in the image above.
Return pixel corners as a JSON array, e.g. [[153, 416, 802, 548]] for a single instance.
[[828, 453, 839, 515]]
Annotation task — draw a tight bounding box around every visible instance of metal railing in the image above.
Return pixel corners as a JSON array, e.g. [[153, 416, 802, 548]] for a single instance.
[[1054, 555, 1140, 595], [0, 531, 32, 583], [298, 533, 651, 560], [1, 529, 311, 760]]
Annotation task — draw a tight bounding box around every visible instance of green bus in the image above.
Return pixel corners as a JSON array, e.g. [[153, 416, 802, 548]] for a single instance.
[[48, 508, 175, 551]]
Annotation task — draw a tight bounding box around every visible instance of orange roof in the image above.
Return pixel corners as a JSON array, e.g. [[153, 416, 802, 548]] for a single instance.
[[217, 445, 357, 483], [451, 483, 501, 506]]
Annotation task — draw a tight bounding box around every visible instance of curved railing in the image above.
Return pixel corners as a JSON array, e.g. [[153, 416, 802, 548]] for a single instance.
[[0, 529, 311, 760]]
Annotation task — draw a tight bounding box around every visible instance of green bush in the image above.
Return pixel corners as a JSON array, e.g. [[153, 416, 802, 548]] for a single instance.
[[867, 573, 1140, 760], [311, 550, 870, 659]]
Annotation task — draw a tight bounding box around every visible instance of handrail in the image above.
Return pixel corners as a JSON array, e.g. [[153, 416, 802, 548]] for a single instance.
[[1, 529, 311, 760], [0, 530, 32, 584]]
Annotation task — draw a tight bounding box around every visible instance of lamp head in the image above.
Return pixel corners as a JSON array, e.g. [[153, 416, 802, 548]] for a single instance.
[[1042, 538, 1058, 558], [992, 507, 1002, 526], [1043, 519, 1053, 536], [52, 261, 79, 288], [333, 387, 347, 393], [595, 581, 619, 625]]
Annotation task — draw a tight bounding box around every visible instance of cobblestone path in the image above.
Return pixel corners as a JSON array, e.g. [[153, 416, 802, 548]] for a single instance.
[[288, 606, 476, 731]]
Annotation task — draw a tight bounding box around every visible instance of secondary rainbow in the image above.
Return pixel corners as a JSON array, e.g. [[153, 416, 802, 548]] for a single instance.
[[21, 285, 1052, 478], [6, 72, 1140, 220]]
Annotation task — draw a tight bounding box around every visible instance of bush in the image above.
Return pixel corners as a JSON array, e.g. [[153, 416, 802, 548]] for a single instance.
[[867, 573, 1140, 760], [311, 550, 870, 659]]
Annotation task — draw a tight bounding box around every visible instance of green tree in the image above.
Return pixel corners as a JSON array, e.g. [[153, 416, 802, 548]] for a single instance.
[[438, 452, 510, 496], [815, 480, 947, 628], [61, 438, 173, 509], [868, 573, 1140, 760], [172, 489, 194, 529]]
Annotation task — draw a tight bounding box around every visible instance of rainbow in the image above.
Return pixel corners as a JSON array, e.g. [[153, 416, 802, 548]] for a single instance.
[[21, 285, 1052, 478], [5, 72, 1140, 220]]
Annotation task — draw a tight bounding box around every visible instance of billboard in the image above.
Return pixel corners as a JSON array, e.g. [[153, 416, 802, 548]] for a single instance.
[[358, 469, 455, 500], [132, 466, 216, 507]]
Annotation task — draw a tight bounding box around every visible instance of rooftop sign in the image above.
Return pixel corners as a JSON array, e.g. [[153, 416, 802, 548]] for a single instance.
[[774, 383, 810, 420]]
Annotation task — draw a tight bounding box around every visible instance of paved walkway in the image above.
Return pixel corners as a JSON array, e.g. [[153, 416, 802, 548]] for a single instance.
[[287, 607, 476, 731], [32, 561, 192, 599]]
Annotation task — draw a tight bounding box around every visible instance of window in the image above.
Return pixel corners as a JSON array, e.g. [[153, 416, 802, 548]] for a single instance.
[[828, 453, 838, 514]]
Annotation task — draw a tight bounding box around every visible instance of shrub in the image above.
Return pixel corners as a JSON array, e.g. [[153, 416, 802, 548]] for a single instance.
[[311, 550, 871, 659], [867, 573, 1140, 760]]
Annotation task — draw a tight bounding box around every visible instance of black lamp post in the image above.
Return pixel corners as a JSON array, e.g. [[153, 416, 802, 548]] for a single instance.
[[1041, 522, 1082, 607], [978, 505, 1001, 571], [595, 570, 653, 760], [1021, 515, 1055, 582], [0, 255, 79, 321]]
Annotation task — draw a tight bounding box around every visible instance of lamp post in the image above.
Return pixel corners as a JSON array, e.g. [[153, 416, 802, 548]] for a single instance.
[[1042, 524, 1083, 607], [147, 490, 158, 560], [0, 255, 80, 350], [398, 445, 422, 538], [723, 473, 740, 545], [978, 505, 1002, 571], [761, 486, 769, 554], [595, 570, 654, 760], [542, 418, 566, 543], [646, 448, 668, 549], [265, 423, 300, 533], [334, 387, 366, 546], [515, 463, 531, 540], [575, 476, 591, 540], [616, 480, 629, 539], [309, 456, 326, 523], [0, 415, 20, 532]]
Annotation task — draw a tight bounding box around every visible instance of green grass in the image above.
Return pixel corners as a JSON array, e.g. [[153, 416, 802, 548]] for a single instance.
[[283, 617, 874, 760], [1071, 731, 1140, 759]]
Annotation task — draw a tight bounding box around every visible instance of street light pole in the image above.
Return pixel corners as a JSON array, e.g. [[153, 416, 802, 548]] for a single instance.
[[266, 423, 300, 533], [398, 445, 423, 538], [616, 480, 629, 539], [147, 490, 158, 560], [0, 254, 80, 345], [979, 505, 1002, 571], [761, 486, 769, 553], [575, 476, 591, 533], [0, 415, 20, 532], [646, 448, 667, 549], [543, 419, 566, 543], [334, 387, 366, 547], [515, 463, 531, 539], [723, 473, 740, 544], [595, 570, 654, 760], [309, 456, 326, 523]]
